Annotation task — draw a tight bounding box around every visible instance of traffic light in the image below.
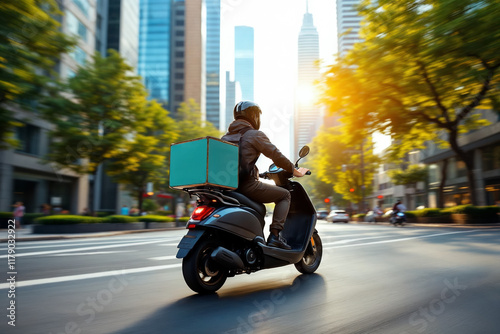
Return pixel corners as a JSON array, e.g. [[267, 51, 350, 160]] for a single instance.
[[377, 195, 384, 199], [324, 198, 330, 203], [349, 188, 355, 193]]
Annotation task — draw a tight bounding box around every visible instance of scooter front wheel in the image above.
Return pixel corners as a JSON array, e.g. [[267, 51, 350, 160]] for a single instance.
[[182, 238, 227, 294], [295, 232, 322, 274]]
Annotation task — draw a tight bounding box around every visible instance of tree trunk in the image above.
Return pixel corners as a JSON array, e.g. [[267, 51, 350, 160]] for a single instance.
[[448, 129, 478, 205], [438, 159, 448, 208], [138, 189, 144, 213], [88, 171, 97, 215]]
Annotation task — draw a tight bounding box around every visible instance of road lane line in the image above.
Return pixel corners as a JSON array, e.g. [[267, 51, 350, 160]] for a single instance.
[[323, 230, 478, 249], [0, 239, 166, 258], [0, 263, 181, 289], [322, 235, 391, 245], [149, 255, 177, 260], [50, 251, 134, 257]]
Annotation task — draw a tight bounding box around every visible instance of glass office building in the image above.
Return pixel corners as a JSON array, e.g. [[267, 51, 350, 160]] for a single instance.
[[138, 0, 171, 107], [205, 0, 221, 129], [234, 26, 254, 101]]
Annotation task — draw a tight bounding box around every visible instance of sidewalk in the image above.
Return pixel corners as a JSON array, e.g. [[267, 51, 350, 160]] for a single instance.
[[0, 225, 186, 242], [346, 220, 500, 229]]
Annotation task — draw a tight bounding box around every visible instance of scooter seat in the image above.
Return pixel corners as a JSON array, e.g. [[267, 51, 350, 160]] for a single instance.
[[225, 192, 267, 218]]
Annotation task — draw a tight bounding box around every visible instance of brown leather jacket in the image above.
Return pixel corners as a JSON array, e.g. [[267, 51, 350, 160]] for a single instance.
[[221, 119, 295, 184]]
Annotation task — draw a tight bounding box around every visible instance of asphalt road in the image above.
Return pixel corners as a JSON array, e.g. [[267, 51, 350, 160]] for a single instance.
[[1, 221, 500, 334]]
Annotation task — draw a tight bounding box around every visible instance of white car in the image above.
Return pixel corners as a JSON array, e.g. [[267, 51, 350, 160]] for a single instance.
[[326, 210, 349, 223]]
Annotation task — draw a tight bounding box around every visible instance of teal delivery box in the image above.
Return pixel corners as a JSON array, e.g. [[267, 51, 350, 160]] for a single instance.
[[170, 136, 239, 190]]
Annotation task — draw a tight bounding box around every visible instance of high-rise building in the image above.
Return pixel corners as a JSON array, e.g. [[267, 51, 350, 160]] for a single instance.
[[106, 0, 140, 69], [337, 0, 362, 56], [0, 0, 97, 213], [184, 0, 206, 120], [224, 71, 242, 130], [205, 0, 221, 129], [294, 2, 320, 157], [138, 0, 171, 108], [234, 26, 254, 101], [170, 0, 186, 116]]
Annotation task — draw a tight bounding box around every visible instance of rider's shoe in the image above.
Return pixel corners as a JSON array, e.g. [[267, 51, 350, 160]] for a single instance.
[[267, 233, 292, 250]]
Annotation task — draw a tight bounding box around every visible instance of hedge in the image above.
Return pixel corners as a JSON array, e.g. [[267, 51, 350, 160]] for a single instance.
[[104, 215, 138, 223], [35, 215, 105, 225], [441, 205, 500, 217], [140, 215, 175, 223], [405, 208, 448, 218]]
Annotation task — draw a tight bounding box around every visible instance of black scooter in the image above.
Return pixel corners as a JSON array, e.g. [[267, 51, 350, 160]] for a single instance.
[[176, 146, 322, 294]]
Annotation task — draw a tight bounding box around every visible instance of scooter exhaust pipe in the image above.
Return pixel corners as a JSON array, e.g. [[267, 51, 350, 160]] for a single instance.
[[211, 247, 245, 269]]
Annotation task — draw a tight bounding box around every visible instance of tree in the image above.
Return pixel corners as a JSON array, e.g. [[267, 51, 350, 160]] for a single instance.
[[308, 126, 379, 209], [320, 0, 500, 206], [42, 50, 153, 211], [0, 0, 76, 148], [389, 165, 428, 188], [106, 100, 178, 212]]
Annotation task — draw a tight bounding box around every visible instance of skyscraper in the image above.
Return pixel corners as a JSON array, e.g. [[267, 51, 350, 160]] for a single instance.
[[138, 0, 171, 108], [234, 26, 254, 101], [184, 0, 206, 120], [205, 0, 221, 129], [106, 0, 140, 69], [225, 71, 242, 130], [170, 0, 186, 116], [294, 2, 320, 157], [336, 0, 362, 56]]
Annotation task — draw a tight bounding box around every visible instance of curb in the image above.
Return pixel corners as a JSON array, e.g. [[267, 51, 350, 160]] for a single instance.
[[0, 226, 186, 243]]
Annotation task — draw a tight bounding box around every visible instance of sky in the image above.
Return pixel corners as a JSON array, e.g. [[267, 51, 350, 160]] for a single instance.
[[219, 0, 338, 161]]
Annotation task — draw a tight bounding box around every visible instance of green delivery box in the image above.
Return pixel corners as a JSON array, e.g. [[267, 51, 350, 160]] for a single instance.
[[170, 136, 239, 190]]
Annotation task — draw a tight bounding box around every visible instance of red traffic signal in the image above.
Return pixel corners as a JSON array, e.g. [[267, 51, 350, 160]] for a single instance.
[[324, 198, 330, 203], [349, 188, 355, 193], [377, 195, 384, 199]]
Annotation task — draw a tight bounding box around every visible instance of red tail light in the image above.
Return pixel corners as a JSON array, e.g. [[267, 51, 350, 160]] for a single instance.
[[190, 206, 215, 221]]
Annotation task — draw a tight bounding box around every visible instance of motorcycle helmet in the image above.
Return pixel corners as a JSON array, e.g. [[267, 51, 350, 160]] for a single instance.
[[233, 101, 262, 130]]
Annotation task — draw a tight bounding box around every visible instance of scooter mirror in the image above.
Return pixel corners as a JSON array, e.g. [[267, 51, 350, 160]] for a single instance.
[[298, 146, 310, 158]]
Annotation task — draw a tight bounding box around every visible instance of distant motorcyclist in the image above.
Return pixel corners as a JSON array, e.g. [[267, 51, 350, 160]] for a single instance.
[[221, 101, 309, 250], [391, 200, 407, 224]]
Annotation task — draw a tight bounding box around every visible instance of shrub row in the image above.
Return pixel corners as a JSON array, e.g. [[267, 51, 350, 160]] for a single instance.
[[35, 215, 184, 225], [406, 205, 499, 219]]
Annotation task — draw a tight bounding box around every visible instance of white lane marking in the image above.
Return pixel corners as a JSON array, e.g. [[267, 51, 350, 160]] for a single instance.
[[149, 255, 177, 261], [0, 263, 181, 289], [324, 230, 478, 249], [0, 239, 166, 258], [5, 238, 177, 250], [50, 251, 134, 257], [322, 235, 391, 245], [157, 243, 180, 246]]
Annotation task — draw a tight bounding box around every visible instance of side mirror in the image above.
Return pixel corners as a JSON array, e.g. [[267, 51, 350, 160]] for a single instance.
[[299, 146, 310, 158], [295, 146, 310, 167]]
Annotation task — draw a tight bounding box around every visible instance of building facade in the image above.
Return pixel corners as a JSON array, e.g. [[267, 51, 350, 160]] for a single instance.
[[336, 0, 363, 57], [294, 4, 320, 157], [138, 0, 172, 108], [224, 71, 242, 130], [234, 26, 254, 101], [205, 0, 221, 129], [169, 0, 186, 116]]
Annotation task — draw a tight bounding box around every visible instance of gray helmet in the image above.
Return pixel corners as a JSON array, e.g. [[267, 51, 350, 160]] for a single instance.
[[233, 101, 262, 130]]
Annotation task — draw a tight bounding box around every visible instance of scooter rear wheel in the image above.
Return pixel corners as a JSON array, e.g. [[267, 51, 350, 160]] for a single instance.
[[182, 238, 227, 294], [295, 232, 322, 274]]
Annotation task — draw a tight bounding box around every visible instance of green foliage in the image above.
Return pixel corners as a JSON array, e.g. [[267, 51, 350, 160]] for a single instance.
[[104, 215, 138, 223], [442, 205, 500, 217], [0, 0, 76, 148], [153, 211, 174, 216], [353, 213, 366, 218], [308, 126, 379, 204], [388, 165, 428, 186], [139, 215, 175, 223], [406, 208, 448, 218], [35, 215, 105, 225], [177, 217, 191, 223], [141, 199, 159, 212], [42, 50, 152, 174], [320, 0, 500, 204]]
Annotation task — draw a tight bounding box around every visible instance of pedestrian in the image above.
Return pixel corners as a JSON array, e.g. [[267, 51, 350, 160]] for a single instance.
[[13, 202, 25, 229], [221, 101, 309, 249], [120, 205, 130, 216]]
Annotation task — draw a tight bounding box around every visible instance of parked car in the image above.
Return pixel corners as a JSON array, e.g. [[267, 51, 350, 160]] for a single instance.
[[316, 210, 329, 220], [326, 210, 349, 223], [365, 210, 376, 222]]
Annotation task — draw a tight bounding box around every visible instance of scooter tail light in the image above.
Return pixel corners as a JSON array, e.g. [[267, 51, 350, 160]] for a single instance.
[[190, 205, 215, 221]]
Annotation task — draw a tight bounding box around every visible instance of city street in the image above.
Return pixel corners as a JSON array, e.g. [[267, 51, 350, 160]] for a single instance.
[[1, 221, 500, 334]]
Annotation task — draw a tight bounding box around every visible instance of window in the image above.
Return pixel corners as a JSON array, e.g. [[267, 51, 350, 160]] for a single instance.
[[71, 46, 87, 65], [483, 144, 500, 171], [66, 11, 87, 42], [72, 0, 90, 17], [15, 124, 40, 155]]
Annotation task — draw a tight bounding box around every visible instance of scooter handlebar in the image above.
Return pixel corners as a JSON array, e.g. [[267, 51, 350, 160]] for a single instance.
[[305, 170, 312, 175]]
